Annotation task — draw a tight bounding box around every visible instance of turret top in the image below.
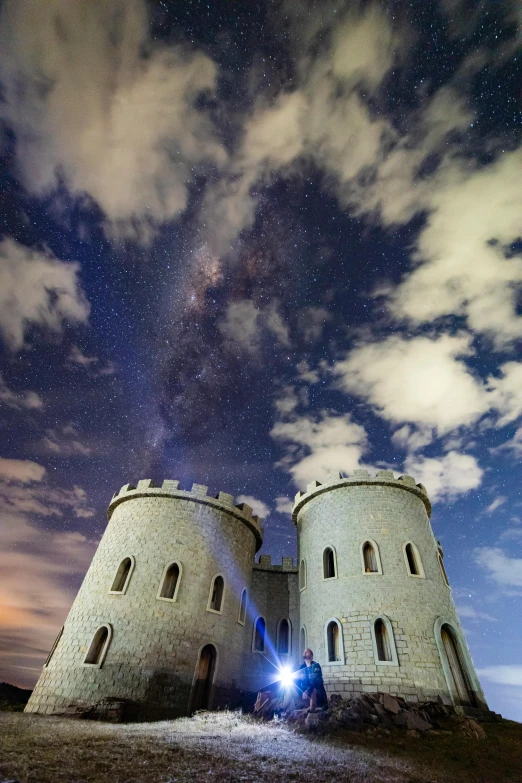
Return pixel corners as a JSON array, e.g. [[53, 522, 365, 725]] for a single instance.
[[108, 479, 263, 551], [292, 469, 431, 524]]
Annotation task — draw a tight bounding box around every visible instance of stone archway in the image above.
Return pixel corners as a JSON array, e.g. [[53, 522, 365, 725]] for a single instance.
[[191, 644, 217, 712]]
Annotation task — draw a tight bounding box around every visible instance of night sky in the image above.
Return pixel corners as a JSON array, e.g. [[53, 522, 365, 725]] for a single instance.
[[0, 0, 521, 720]]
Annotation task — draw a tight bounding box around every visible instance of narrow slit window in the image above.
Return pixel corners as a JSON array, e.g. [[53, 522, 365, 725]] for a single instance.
[[300, 627, 307, 651], [277, 619, 290, 654], [253, 617, 266, 652], [405, 543, 420, 575], [44, 626, 63, 667], [84, 626, 110, 666], [209, 575, 224, 612], [111, 557, 132, 593], [238, 588, 247, 624], [299, 559, 306, 590], [374, 619, 392, 662], [439, 553, 449, 586], [327, 620, 341, 662], [363, 542, 378, 573], [323, 547, 336, 579], [159, 562, 180, 600]]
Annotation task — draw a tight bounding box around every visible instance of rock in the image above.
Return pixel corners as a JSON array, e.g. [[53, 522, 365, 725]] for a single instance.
[[305, 712, 321, 731], [405, 712, 433, 732], [406, 729, 420, 738], [458, 718, 487, 740], [329, 693, 343, 706], [381, 693, 401, 714]]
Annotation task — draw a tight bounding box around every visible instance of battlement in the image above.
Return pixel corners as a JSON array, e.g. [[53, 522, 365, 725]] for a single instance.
[[107, 479, 263, 551], [292, 469, 431, 524], [253, 554, 297, 573]]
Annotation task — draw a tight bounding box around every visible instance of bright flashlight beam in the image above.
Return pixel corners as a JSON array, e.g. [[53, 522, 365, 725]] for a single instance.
[[278, 666, 296, 688]]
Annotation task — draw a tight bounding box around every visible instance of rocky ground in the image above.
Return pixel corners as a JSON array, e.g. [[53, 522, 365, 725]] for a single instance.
[[1, 698, 521, 783]]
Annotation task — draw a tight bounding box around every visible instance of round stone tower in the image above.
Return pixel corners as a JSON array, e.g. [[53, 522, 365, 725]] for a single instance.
[[25, 479, 262, 720], [293, 469, 487, 708]]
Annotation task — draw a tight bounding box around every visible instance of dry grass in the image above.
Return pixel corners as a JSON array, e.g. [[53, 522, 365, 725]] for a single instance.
[[0, 710, 425, 783]]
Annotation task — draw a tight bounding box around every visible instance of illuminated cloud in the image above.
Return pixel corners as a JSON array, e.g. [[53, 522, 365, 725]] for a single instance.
[[236, 495, 270, 519], [0, 239, 89, 351], [474, 547, 522, 588], [333, 333, 488, 433], [404, 451, 483, 502], [271, 412, 368, 488], [0, 0, 225, 242], [476, 666, 522, 687], [218, 299, 290, 355]]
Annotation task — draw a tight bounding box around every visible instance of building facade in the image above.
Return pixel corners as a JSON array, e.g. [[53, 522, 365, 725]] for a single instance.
[[25, 470, 488, 719]]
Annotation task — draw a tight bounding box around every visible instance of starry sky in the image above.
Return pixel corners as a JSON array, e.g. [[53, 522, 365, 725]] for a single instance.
[[0, 0, 521, 720]]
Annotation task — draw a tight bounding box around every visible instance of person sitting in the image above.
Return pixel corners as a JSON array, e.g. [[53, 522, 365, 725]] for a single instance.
[[295, 648, 327, 712]]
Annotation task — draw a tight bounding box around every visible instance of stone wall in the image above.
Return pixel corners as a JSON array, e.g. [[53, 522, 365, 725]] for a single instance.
[[294, 470, 487, 707], [245, 557, 299, 695], [25, 481, 262, 719]]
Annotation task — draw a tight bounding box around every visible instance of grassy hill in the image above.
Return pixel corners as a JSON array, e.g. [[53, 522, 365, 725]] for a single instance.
[[0, 709, 521, 782]]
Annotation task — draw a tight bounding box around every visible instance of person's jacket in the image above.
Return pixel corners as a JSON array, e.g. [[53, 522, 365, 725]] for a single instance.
[[296, 661, 327, 705]]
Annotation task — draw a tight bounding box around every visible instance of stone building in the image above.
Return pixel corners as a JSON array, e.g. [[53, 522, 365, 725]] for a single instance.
[[25, 469, 488, 719]]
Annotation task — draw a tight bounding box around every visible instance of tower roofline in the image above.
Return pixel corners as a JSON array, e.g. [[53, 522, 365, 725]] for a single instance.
[[292, 469, 431, 525], [108, 479, 263, 551]]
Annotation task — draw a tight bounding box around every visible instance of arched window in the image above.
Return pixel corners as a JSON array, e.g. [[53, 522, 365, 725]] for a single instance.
[[44, 626, 63, 667], [323, 547, 337, 579], [157, 561, 181, 601], [207, 575, 225, 613], [325, 618, 343, 663], [110, 556, 135, 594], [238, 588, 247, 625], [403, 542, 425, 578], [277, 618, 291, 654], [438, 552, 449, 586], [370, 615, 398, 665], [300, 626, 307, 652], [299, 558, 307, 590], [84, 624, 112, 667], [253, 616, 266, 652], [361, 540, 381, 574]]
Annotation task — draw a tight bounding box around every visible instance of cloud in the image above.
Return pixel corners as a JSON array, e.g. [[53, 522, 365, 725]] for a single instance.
[[200, 3, 398, 254], [404, 451, 483, 502], [492, 427, 522, 459], [334, 333, 489, 433], [0, 457, 46, 483], [0, 510, 97, 687], [476, 666, 522, 686], [0, 456, 94, 519], [488, 362, 522, 426], [67, 346, 98, 366], [474, 547, 522, 588], [297, 307, 332, 344], [41, 425, 93, 457], [384, 151, 522, 349], [275, 496, 293, 515], [456, 605, 498, 622], [0, 0, 225, 241], [486, 496, 507, 513], [0, 374, 43, 411], [271, 411, 368, 488], [0, 238, 90, 350], [218, 299, 290, 355], [391, 425, 433, 452], [236, 494, 270, 519]]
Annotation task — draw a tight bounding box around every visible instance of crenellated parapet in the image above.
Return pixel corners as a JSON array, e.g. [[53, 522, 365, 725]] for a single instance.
[[254, 554, 297, 572], [292, 468, 431, 525], [108, 479, 263, 550]]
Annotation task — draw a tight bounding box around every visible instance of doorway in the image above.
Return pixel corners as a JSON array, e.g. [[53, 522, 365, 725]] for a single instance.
[[441, 625, 477, 706], [191, 644, 217, 712]]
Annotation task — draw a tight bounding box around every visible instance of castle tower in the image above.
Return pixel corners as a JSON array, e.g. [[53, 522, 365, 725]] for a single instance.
[[25, 480, 262, 720], [293, 469, 487, 708]]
